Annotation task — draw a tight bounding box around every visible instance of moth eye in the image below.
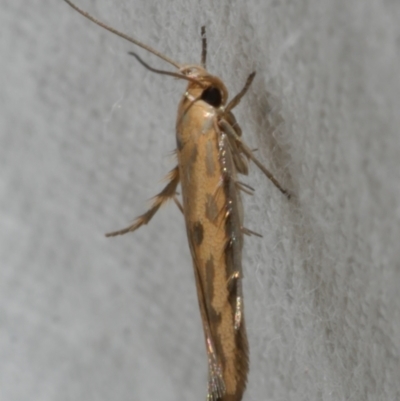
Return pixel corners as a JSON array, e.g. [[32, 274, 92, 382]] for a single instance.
[[201, 86, 222, 107]]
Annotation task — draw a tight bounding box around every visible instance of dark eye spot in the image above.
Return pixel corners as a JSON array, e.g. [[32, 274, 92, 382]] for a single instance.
[[201, 86, 222, 107]]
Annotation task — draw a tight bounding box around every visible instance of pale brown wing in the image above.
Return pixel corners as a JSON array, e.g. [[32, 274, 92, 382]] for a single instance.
[[184, 187, 226, 400], [189, 125, 249, 401], [191, 257, 226, 401]]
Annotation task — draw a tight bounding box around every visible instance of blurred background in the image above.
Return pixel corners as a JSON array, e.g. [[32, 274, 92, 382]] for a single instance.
[[1, 1, 400, 400]]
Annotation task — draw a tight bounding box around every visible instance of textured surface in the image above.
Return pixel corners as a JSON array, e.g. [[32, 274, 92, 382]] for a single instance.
[[1, 0, 400, 400]]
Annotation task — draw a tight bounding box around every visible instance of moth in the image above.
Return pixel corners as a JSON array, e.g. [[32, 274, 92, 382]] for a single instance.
[[63, 1, 290, 400]]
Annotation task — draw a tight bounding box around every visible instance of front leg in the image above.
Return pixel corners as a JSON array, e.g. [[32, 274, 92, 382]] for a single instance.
[[219, 119, 291, 198]]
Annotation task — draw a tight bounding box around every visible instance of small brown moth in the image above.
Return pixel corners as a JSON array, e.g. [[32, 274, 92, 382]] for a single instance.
[[63, 1, 290, 400]]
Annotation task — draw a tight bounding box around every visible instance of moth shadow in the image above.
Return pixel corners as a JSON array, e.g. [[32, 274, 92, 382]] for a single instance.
[[243, 86, 294, 194]]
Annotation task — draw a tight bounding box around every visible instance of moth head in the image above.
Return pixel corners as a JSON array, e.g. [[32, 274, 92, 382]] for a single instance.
[[180, 65, 229, 109], [62, 2, 229, 108]]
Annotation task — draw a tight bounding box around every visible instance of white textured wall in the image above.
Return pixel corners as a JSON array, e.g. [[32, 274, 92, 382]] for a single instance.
[[1, 0, 400, 400]]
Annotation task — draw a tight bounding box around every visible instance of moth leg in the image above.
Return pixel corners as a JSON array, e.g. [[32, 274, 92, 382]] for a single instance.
[[235, 181, 254, 195], [201, 26, 207, 68], [222, 112, 248, 174], [106, 166, 180, 237], [241, 226, 262, 237], [226, 132, 249, 175], [219, 119, 291, 198], [173, 194, 184, 214], [224, 72, 256, 114]]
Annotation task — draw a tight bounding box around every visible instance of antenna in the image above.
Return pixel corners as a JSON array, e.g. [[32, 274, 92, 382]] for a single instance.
[[63, 0, 181, 69], [128, 52, 203, 84]]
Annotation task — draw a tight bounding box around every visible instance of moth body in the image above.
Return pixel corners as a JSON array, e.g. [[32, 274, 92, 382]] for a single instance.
[[62, 2, 290, 400], [176, 70, 248, 401]]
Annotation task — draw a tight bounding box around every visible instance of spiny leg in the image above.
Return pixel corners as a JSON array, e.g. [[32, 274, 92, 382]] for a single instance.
[[235, 181, 254, 195], [226, 132, 249, 175], [201, 26, 207, 68], [241, 226, 262, 237], [173, 194, 184, 214], [219, 119, 291, 198], [224, 72, 256, 114], [106, 166, 180, 237]]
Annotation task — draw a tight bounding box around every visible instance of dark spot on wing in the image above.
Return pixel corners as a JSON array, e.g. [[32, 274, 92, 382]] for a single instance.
[[176, 133, 184, 151], [192, 221, 204, 245], [205, 256, 215, 289], [190, 144, 198, 162], [205, 193, 219, 223], [205, 140, 216, 176], [205, 256, 221, 325]]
